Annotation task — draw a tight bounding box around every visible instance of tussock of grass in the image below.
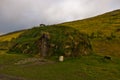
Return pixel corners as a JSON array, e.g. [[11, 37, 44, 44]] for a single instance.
[[0, 50, 29, 65]]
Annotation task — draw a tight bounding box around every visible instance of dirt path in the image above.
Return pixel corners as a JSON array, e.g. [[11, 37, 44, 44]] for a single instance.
[[0, 74, 26, 80]]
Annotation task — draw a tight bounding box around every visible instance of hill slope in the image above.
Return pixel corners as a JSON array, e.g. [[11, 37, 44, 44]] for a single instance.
[[0, 30, 25, 42], [61, 9, 120, 37]]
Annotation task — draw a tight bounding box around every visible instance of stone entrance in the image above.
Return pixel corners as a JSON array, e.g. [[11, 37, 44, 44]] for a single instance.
[[37, 33, 50, 57]]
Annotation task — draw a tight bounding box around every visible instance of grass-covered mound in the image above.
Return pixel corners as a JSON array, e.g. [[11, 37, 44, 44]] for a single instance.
[[9, 25, 92, 57]]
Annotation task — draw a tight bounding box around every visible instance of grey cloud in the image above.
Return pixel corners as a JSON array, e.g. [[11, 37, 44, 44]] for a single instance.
[[0, 0, 120, 33]]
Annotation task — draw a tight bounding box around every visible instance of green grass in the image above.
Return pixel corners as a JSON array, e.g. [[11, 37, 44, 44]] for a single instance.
[[0, 50, 120, 80], [91, 38, 120, 57], [0, 50, 29, 65]]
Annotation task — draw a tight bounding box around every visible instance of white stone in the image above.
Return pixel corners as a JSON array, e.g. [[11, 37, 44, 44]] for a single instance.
[[59, 56, 64, 62]]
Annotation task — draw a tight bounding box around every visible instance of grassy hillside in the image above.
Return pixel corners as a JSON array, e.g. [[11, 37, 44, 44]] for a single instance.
[[0, 30, 25, 42], [0, 9, 120, 56], [61, 9, 120, 37]]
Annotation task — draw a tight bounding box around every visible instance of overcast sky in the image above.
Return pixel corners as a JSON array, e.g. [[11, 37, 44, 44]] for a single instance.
[[0, 0, 120, 34]]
